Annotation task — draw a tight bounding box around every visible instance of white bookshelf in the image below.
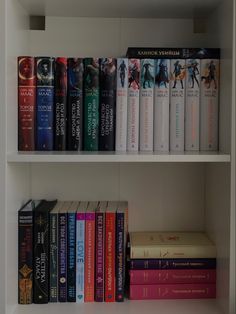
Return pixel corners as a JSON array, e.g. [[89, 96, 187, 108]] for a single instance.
[[0, 0, 235, 314]]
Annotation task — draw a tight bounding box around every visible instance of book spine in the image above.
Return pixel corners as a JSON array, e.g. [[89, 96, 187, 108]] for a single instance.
[[67, 58, 83, 150], [58, 212, 67, 302], [154, 59, 170, 151], [54, 57, 67, 150], [49, 211, 58, 302], [67, 213, 76, 302], [129, 284, 216, 300], [18, 57, 36, 151], [185, 59, 200, 151], [95, 212, 104, 302], [129, 258, 217, 270], [105, 212, 116, 302], [116, 58, 128, 151], [200, 59, 219, 150], [127, 59, 140, 151], [140, 59, 155, 151], [130, 269, 216, 285], [170, 59, 186, 151], [18, 210, 33, 304], [116, 212, 125, 302], [36, 57, 55, 150], [83, 58, 99, 151], [76, 212, 85, 303], [85, 212, 95, 302]]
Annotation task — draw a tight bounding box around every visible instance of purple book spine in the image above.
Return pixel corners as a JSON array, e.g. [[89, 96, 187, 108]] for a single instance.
[[58, 213, 67, 302], [95, 212, 104, 302]]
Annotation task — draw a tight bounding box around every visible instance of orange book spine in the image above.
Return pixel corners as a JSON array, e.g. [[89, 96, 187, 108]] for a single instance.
[[105, 212, 116, 302], [85, 212, 95, 302]]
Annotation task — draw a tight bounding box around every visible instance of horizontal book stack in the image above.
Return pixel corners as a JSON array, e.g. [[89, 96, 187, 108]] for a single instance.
[[18, 199, 128, 304], [129, 232, 216, 300]]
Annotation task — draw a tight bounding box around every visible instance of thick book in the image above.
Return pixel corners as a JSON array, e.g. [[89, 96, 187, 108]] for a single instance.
[[76, 201, 87, 303], [127, 59, 140, 151], [129, 258, 216, 270], [34, 200, 57, 304], [170, 59, 186, 151], [185, 58, 200, 151], [95, 201, 106, 302], [49, 201, 62, 302], [99, 58, 117, 151], [140, 59, 155, 151], [67, 58, 83, 151], [154, 59, 170, 152], [130, 232, 216, 259], [54, 57, 67, 150], [130, 269, 216, 284], [18, 56, 36, 151], [116, 58, 128, 151], [85, 202, 97, 302], [129, 283, 216, 300], [67, 201, 78, 302], [83, 58, 99, 151], [18, 200, 40, 304], [36, 57, 55, 150], [105, 201, 117, 302]]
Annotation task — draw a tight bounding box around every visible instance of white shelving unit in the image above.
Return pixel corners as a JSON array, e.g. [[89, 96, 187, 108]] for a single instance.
[[0, 0, 235, 314]]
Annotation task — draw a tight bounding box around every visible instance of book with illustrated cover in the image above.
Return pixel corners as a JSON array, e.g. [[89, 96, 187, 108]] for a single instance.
[[18, 56, 36, 151]]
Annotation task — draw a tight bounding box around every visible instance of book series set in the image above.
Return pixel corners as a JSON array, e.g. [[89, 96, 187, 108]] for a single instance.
[[18, 48, 219, 152], [18, 200, 128, 304], [129, 232, 217, 300]]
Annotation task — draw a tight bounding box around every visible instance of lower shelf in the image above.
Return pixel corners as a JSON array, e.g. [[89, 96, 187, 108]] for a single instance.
[[14, 300, 222, 314]]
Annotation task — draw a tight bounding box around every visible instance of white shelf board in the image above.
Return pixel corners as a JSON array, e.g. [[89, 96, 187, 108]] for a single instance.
[[13, 300, 222, 314], [18, 0, 222, 18], [7, 151, 230, 163]]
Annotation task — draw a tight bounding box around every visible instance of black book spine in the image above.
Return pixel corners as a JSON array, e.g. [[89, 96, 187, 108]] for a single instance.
[[49, 210, 58, 302], [58, 212, 67, 302], [33, 200, 57, 304], [54, 57, 67, 150], [99, 58, 117, 151], [67, 58, 83, 150]]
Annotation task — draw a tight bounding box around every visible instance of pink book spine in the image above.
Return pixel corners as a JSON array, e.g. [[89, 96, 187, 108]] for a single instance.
[[130, 269, 216, 285], [85, 212, 95, 302], [129, 284, 216, 300]]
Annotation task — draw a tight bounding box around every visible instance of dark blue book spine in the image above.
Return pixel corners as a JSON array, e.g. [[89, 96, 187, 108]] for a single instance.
[[58, 213, 67, 302], [49, 211, 58, 302], [36, 57, 55, 150], [129, 258, 216, 270], [116, 212, 125, 302], [67, 213, 76, 302]]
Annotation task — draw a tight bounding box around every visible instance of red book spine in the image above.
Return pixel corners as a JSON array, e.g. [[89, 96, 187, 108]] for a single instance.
[[130, 284, 216, 300], [18, 57, 36, 150], [84, 212, 95, 302], [130, 269, 216, 285], [105, 212, 115, 302]]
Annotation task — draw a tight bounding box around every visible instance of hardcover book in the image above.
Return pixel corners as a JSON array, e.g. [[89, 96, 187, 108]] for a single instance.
[[36, 57, 55, 150], [67, 58, 84, 151], [18, 56, 36, 151], [116, 58, 128, 151], [83, 58, 99, 151], [54, 57, 67, 150], [99, 58, 117, 151]]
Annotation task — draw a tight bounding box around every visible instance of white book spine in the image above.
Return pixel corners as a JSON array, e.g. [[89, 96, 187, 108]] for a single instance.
[[127, 59, 140, 152], [154, 59, 170, 152], [116, 58, 128, 151], [140, 59, 154, 151], [200, 59, 219, 151], [76, 216, 85, 303], [170, 59, 186, 151], [185, 59, 200, 151]]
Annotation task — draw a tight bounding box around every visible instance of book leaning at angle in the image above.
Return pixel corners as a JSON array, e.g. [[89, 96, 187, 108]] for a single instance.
[[130, 232, 216, 259]]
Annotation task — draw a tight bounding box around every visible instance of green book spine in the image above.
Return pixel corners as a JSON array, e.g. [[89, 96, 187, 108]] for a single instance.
[[83, 58, 99, 151]]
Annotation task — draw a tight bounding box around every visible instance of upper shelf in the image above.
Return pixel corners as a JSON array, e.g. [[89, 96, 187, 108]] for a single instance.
[[18, 0, 222, 18]]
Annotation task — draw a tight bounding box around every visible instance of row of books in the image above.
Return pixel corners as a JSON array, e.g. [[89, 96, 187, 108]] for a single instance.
[[18, 200, 128, 304], [18, 47, 220, 152], [128, 231, 216, 300]]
